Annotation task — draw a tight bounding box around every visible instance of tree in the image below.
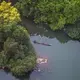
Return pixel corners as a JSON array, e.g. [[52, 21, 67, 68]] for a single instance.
[[0, 1, 20, 25], [0, 1, 36, 76]]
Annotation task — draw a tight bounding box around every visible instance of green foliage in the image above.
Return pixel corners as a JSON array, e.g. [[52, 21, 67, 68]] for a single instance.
[[33, 0, 66, 30], [12, 26, 29, 45], [0, 51, 7, 67], [15, 0, 32, 16], [16, 0, 80, 30], [0, 1, 36, 76], [64, 21, 80, 40], [0, 1, 21, 25], [11, 55, 36, 75], [0, 24, 36, 76]]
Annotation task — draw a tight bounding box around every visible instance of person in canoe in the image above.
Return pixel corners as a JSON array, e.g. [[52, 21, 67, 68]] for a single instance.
[[33, 40, 52, 46]]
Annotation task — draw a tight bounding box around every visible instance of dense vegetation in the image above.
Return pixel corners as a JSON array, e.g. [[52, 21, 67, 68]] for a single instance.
[[64, 21, 80, 40], [0, 1, 36, 76], [15, 0, 80, 40]]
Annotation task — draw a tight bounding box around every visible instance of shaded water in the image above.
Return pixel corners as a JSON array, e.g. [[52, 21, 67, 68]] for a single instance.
[[0, 18, 80, 80]]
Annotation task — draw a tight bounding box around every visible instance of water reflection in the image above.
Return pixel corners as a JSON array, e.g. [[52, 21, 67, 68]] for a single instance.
[[22, 17, 71, 43], [30, 35, 80, 80], [0, 70, 30, 80], [16, 74, 30, 80]]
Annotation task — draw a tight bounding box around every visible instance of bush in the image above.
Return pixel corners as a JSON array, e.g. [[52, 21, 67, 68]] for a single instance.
[[0, 1, 36, 76]]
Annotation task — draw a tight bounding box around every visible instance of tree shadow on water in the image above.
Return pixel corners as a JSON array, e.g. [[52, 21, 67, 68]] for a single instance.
[[22, 17, 72, 44], [16, 74, 30, 80], [4, 68, 31, 80]]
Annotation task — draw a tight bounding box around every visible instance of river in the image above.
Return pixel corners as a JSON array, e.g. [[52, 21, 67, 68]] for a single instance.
[[0, 18, 80, 80]]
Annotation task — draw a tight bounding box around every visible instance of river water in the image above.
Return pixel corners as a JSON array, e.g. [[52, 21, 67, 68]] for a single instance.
[[0, 18, 80, 80]]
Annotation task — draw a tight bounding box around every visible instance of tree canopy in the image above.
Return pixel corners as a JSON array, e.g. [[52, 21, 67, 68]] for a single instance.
[[0, 1, 20, 25], [15, 0, 80, 39], [0, 1, 36, 76]]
